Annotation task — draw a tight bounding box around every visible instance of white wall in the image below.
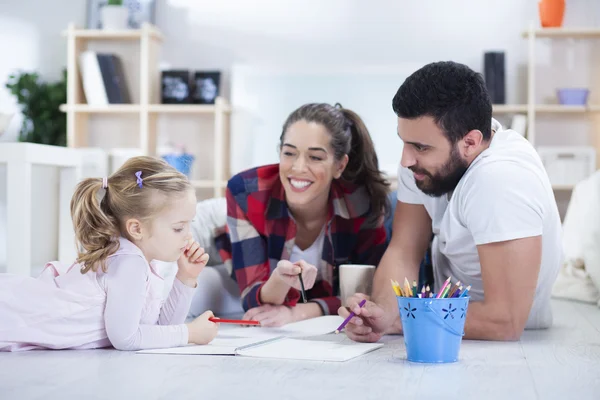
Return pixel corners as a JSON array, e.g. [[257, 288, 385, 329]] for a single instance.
[[158, 0, 599, 103], [0, 0, 86, 120]]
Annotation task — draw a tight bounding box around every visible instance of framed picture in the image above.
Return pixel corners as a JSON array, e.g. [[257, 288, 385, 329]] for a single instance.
[[161, 70, 191, 104], [192, 71, 221, 105], [86, 0, 156, 29]]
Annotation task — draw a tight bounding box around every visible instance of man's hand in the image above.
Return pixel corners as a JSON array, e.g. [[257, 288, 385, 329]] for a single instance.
[[337, 293, 397, 342]]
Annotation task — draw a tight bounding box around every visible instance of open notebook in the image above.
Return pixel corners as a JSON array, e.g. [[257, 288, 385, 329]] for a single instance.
[[137, 334, 281, 356], [235, 338, 383, 362], [138, 336, 382, 362], [222, 315, 345, 338], [137, 316, 383, 361]]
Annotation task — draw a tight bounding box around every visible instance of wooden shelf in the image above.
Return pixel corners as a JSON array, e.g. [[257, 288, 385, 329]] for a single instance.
[[191, 180, 228, 189], [522, 28, 600, 39], [536, 105, 590, 113], [60, 104, 232, 114], [60, 104, 141, 113], [492, 104, 528, 113], [492, 104, 600, 114], [148, 104, 232, 114], [62, 24, 163, 41]]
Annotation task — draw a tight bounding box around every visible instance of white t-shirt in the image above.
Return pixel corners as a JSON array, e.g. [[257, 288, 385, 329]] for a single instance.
[[397, 126, 563, 329], [289, 228, 326, 280]]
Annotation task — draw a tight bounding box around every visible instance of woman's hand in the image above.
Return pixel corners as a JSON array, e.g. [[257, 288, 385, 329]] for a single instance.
[[272, 260, 318, 290], [242, 304, 295, 327]]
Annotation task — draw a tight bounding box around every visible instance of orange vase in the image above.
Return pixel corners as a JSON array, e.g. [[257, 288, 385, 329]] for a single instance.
[[539, 0, 565, 28]]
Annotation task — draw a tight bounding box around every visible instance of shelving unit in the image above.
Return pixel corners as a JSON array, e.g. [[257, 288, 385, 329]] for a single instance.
[[521, 24, 600, 153], [60, 23, 231, 197], [490, 23, 600, 193]]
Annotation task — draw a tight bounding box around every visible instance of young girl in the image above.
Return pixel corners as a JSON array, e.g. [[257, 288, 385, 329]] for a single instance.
[[0, 156, 218, 351]]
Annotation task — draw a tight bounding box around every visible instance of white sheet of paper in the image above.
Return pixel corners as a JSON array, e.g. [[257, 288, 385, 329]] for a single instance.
[[136, 316, 346, 356], [137, 335, 280, 355], [236, 338, 383, 362], [222, 315, 344, 338]]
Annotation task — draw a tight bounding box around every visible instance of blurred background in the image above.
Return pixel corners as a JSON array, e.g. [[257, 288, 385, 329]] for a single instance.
[[1, 0, 599, 287]]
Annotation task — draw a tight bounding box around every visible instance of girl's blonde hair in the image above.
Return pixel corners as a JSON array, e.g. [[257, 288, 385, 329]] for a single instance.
[[70, 156, 193, 274]]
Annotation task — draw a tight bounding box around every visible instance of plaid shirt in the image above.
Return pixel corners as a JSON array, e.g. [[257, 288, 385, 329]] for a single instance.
[[215, 164, 387, 315]]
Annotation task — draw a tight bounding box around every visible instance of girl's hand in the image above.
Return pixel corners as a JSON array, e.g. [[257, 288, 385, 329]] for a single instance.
[[186, 310, 219, 344], [176, 239, 210, 286]]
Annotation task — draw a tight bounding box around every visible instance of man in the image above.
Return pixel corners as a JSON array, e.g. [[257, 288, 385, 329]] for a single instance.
[[339, 61, 562, 342]]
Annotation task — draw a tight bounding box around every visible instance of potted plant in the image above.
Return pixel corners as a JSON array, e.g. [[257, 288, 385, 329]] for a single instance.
[[5, 69, 67, 146], [101, 0, 129, 30]]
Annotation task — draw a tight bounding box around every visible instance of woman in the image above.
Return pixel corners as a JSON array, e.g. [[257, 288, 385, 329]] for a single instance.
[[216, 103, 390, 326]]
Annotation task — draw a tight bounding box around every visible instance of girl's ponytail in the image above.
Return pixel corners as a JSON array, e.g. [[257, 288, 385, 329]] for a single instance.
[[70, 178, 120, 273]]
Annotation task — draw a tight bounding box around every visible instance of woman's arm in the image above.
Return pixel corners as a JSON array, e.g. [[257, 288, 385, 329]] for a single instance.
[[224, 184, 300, 310]]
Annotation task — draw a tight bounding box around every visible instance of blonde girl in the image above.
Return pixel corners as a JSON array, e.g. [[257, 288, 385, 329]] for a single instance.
[[0, 156, 218, 351]]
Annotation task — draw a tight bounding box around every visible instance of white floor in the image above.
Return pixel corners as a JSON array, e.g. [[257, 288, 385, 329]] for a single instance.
[[1, 299, 599, 400]]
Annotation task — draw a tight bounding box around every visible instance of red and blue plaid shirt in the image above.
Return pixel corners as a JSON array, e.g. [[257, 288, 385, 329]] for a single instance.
[[215, 164, 387, 315]]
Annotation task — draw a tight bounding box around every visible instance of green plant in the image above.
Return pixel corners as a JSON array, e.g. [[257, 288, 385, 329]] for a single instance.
[[5, 69, 67, 146], [107, 0, 123, 6]]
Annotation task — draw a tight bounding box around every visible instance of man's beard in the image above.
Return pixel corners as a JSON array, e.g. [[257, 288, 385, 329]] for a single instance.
[[410, 146, 469, 197]]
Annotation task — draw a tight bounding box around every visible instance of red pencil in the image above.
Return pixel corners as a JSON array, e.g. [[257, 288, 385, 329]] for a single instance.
[[209, 317, 260, 326]]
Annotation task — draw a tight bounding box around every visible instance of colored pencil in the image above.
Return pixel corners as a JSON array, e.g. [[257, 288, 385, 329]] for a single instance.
[[298, 273, 308, 303], [393, 280, 405, 297], [390, 279, 402, 296], [436, 277, 452, 298], [447, 281, 461, 298], [404, 278, 413, 297], [335, 299, 367, 334], [209, 318, 260, 325], [452, 285, 464, 298], [440, 284, 452, 298], [459, 285, 471, 298]]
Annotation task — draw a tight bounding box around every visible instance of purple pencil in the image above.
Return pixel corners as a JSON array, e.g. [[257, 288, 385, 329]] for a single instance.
[[335, 299, 367, 334]]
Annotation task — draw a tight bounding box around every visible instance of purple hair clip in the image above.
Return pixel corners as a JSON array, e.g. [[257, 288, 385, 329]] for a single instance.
[[135, 171, 143, 188]]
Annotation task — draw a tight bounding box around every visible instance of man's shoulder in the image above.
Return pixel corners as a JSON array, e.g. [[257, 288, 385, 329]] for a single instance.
[[466, 131, 546, 183]]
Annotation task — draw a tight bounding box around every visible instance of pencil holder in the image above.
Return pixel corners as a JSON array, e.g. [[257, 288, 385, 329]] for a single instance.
[[396, 296, 470, 363]]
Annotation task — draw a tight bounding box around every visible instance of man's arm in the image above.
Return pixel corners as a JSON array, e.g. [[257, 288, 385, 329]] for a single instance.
[[370, 200, 432, 334], [464, 236, 542, 340]]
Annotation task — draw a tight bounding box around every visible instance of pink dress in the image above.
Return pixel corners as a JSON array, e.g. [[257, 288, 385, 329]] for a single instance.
[[0, 238, 195, 351]]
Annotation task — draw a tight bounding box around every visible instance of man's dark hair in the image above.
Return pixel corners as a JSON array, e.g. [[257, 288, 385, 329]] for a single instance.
[[392, 61, 492, 143]]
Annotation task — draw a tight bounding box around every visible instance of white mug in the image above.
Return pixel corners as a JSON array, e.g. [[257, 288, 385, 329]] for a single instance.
[[339, 264, 376, 304]]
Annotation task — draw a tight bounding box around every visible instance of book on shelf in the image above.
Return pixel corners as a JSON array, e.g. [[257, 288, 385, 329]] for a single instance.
[[79, 50, 131, 106]]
